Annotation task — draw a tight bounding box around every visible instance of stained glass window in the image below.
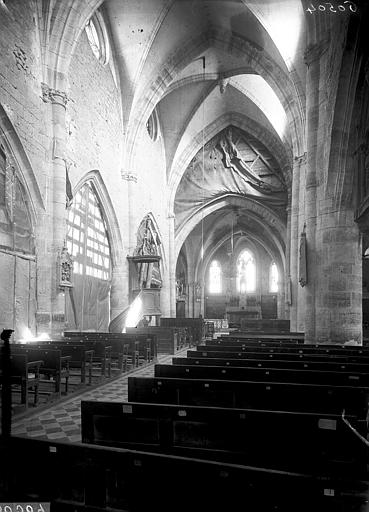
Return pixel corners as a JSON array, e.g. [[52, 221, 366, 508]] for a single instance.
[[236, 250, 256, 293], [209, 260, 222, 294], [66, 183, 111, 280], [269, 262, 278, 293]]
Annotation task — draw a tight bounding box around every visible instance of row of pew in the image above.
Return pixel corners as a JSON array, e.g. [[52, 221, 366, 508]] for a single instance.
[[79, 332, 369, 510], [2, 331, 369, 510], [0, 333, 158, 409]]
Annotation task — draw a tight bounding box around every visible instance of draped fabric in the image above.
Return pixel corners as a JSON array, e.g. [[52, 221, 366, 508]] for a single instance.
[[175, 126, 287, 229], [299, 232, 307, 287], [65, 182, 112, 331], [65, 274, 110, 331], [0, 148, 36, 339]]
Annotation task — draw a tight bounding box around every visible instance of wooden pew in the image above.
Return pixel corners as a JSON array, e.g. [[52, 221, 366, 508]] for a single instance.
[[190, 349, 369, 364], [81, 399, 368, 477], [65, 333, 157, 373], [2, 436, 368, 512], [126, 326, 187, 354], [208, 339, 369, 356], [128, 376, 369, 416], [62, 339, 113, 378], [11, 347, 70, 396], [226, 332, 304, 342], [0, 354, 43, 408], [173, 356, 369, 374], [160, 317, 204, 345], [154, 363, 369, 387], [16, 343, 94, 385]]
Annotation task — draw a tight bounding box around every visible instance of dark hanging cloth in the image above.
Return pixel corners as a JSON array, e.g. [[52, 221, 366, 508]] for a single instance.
[[299, 232, 307, 287], [66, 165, 73, 207]]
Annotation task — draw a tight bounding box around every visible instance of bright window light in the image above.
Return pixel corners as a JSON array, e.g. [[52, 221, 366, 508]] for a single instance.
[[269, 262, 279, 293], [209, 260, 222, 294], [236, 250, 256, 293]]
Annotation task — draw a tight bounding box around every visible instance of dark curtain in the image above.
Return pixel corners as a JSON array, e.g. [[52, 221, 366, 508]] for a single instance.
[[65, 274, 110, 331]]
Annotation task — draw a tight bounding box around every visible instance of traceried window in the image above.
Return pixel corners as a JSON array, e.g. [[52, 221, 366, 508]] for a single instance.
[[209, 260, 222, 294], [67, 183, 111, 280], [85, 13, 110, 64], [236, 250, 256, 293], [269, 262, 279, 293]]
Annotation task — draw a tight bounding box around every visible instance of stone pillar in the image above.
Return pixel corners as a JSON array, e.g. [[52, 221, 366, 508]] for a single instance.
[[290, 154, 305, 331], [281, 204, 291, 320], [167, 212, 176, 316], [38, 83, 69, 338], [303, 43, 327, 342], [315, 207, 362, 343], [110, 262, 129, 322], [297, 159, 307, 332], [122, 172, 138, 254]]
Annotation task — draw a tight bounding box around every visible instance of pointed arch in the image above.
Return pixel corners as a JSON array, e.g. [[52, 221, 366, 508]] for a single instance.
[[0, 104, 44, 226], [169, 112, 292, 214], [126, 28, 305, 169], [72, 170, 124, 267]]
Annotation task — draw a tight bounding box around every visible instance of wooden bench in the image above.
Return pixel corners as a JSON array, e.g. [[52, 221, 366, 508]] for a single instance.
[[160, 317, 204, 344], [11, 347, 70, 396], [226, 331, 304, 341], [190, 349, 369, 364], [173, 356, 369, 374], [128, 376, 369, 416], [126, 327, 187, 354], [64, 333, 157, 373], [208, 340, 369, 356], [17, 342, 94, 385], [80, 399, 367, 477], [0, 353, 43, 408], [2, 436, 368, 511], [154, 363, 369, 387], [63, 339, 112, 378]]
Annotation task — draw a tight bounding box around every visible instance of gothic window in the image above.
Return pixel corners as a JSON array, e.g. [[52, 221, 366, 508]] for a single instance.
[[85, 13, 110, 65], [0, 147, 34, 254], [236, 250, 256, 293], [269, 262, 279, 293], [146, 109, 159, 141], [209, 260, 222, 294], [67, 182, 111, 280]]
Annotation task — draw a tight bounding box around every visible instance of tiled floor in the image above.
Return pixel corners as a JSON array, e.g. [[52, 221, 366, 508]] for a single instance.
[[11, 350, 186, 443]]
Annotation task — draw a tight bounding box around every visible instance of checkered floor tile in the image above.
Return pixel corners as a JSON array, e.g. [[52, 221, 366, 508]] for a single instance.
[[11, 349, 188, 443]]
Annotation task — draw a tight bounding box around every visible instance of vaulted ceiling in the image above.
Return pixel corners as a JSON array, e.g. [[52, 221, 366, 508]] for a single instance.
[[103, 0, 308, 274]]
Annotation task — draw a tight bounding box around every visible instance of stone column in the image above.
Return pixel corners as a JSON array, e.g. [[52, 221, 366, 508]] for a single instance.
[[303, 43, 327, 343], [38, 83, 69, 338], [315, 207, 362, 343], [297, 159, 307, 332], [281, 204, 291, 320], [122, 172, 138, 254], [167, 212, 176, 316], [110, 262, 129, 322], [290, 154, 305, 331]]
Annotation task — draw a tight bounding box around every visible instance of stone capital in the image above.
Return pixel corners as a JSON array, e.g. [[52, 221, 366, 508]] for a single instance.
[[304, 40, 329, 67], [294, 152, 307, 165], [41, 82, 68, 108], [121, 172, 138, 183]]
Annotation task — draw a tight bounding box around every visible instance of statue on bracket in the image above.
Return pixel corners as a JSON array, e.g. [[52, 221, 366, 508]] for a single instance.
[[59, 245, 73, 288], [134, 216, 161, 256]]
